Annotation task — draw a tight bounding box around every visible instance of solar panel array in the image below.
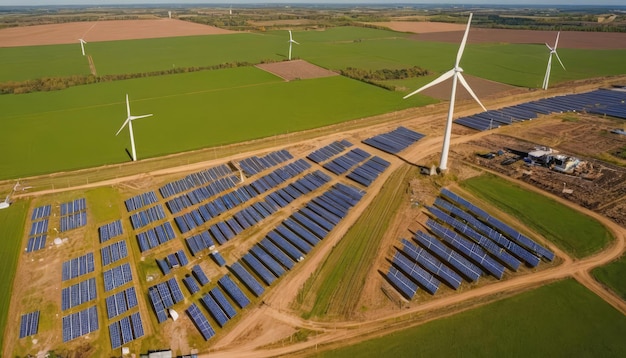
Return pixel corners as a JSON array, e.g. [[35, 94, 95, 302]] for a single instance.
[[19, 311, 40, 339], [392, 251, 441, 295], [28, 205, 52, 252], [228, 262, 265, 297], [62, 253, 95, 281], [29, 219, 49, 237], [192, 265, 210, 286], [130, 204, 167, 229], [31, 205, 51, 221], [166, 175, 240, 215], [455, 88, 626, 131], [60, 198, 87, 232], [306, 140, 353, 163], [136, 221, 176, 253], [105, 287, 139, 319], [124, 191, 158, 212], [108, 312, 144, 349], [61, 277, 97, 310], [210, 251, 227, 267], [186, 303, 216, 341], [159, 163, 234, 199], [218, 275, 250, 309], [185, 231, 216, 256], [147, 278, 185, 323], [238, 149, 293, 176], [362, 126, 425, 154], [25, 234, 47, 253], [346, 156, 390, 187], [183, 275, 201, 294], [98, 220, 124, 243], [101, 240, 128, 266], [62, 306, 98, 342], [103, 263, 133, 292], [400, 238, 463, 290], [156, 250, 189, 274], [321, 148, 371, 175], [386, 266, 418, 299]]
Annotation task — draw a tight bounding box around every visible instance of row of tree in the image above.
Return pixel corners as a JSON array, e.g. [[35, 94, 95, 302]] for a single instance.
[[339, 66, 430, 91]]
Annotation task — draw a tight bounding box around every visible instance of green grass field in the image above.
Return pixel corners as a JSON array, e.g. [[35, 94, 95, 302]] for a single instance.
[[0, 66, 426, 180], [461, 174, 612, 258], [316, 279, 626, 357], [0, 199, 29, 351], [592, 254, 626, 301], [296, 165, 413, 320]]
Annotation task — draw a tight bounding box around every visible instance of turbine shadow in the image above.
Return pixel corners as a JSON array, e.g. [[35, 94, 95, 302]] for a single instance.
[[124, 148, 133, 161]]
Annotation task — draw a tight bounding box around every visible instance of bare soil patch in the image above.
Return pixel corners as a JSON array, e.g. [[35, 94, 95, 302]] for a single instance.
[[415, 73, 519, 102], [256, 60, 338, 81], [371, 21, 468, 33], [0, 19, 235, 48]]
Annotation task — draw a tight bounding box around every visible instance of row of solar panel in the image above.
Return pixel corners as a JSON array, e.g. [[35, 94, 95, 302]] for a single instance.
[[101, 240, 128, 267], [19, 311, 39, 339], [456, 88, 626, 131], [148, 278, 185, 323], [25, 234, 46, 253], [415, 230, 482, 282], [165, 175, 240, 215], [159, 163, 233, 199], [386, 266, 418, 300], [306, 139, 353, 164], [346, 155, 391, 187], [62, 306, 98, 342], [31, 205, 51, 221], [192, 264, 210, 286], [440, 188, 554, 261], [199, 287, 238, 328], [60, 211, 87, 232], [434, 198, 541, 268], [103, 263, 133, 292], [392, 251, 441, 295], [109, 312, 144, 349], [249, 158, 312, 195], [321, 147, 371, 175], [183, 275, 201, 295], [105, 287, 139, 320], [124, 191, 159, 212], [62, 277, 97, 311], [98, 219, 124, 243], [156, 250, 189, 275], [60, 198, 87, 216], [186, 303, 216, 341], [362, 126, 425, 154], [29, 218, 48, 237], [136, 222, 176, 253], [130, 204, 166, 230], [185, 231, 216, 256], [400, 238, 463, 290], [238, 149, 293, 176], [62, 252, 95, 281]]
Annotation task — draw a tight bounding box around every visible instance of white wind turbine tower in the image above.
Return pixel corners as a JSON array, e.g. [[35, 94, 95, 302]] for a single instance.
[[542, 32, 566, 90], [79, 38, 87, 56], [404, 13, 486, 172], [115, 94, 153, 162], [288, 30, 300, 61], [0, 181, 20, 210]]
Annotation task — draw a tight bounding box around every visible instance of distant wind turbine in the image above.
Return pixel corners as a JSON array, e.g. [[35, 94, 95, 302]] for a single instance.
[[115, 94, 153, 162], [404, 13, 486, 172], [79, 38, 87, 56], [288, 30, 300, 61], [542, 32, 566, 90]]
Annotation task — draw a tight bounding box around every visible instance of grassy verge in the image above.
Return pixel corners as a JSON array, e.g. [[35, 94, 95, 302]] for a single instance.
[[592, 254, 626, 301], [461, 174, 612, 258], [0, 199, 29, 351], [295, 164, 413, 320], [316, 279, 626, 357]]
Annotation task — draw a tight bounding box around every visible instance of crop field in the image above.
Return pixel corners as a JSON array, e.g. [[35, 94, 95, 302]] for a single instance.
[[592, 254, 626, 300], [317, 279, 626, 357], [0, 67, 426, 180], [0, 199, 29, 351], [461, 174, 612, 258]]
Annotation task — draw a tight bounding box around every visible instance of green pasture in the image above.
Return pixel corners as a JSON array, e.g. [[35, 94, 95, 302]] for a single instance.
[[592, 254, 626, 300], [0, 66, 425, 180], [317, 279, 626, 357], [461, 174, 612, 258], [0, 199, 29, 351]]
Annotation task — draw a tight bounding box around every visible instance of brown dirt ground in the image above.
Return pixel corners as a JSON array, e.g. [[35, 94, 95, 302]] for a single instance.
[[255, 60, 339, 81], [416, 74, 519, 101], [0, 19, 235, 48], [373, 21, 626, 49]]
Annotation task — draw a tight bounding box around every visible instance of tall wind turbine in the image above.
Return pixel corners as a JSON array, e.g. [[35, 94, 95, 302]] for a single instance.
[[542, 32, 566, 90], [288, 30, 300, 61], [115, 94, 153, 162], [404, 13, 485, 172], [79, 38, 87, 56]]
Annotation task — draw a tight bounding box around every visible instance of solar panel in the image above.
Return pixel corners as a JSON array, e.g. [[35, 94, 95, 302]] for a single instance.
[[186, 303, 216, 341], [201, 293, 229, 327], [414, 231, 482, 282], [19, 311, 40, 338], [259, 238, 295, 270], [386, 266, 418, 299], [62, 306, 98, 342], [229, 262, 265, 297], [393, 252, 440, 295], [242, 253, 276, 286], [168, 278, 185, 303], [130, 312, 144, 339], [192, 265, 210, 286], [209, 287, 237, 319], [218, 274, 250, 309], [109, 321, 122, 349]]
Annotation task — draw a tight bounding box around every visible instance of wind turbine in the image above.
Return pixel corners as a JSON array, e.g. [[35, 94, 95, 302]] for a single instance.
[[288, 30, 300, 61], [542, 32, 566, 90], [404, 13, 485, 172], [79, 38, 87, 56], [0, 181, 20, 210], [115, 94, 153, 162]]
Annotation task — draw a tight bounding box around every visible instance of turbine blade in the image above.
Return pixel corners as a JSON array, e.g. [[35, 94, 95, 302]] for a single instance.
[[293, 40, 300, 45], [545, 43, 553, 51], [458, 73, 486, 112], [129, 114, 153, 121], [115, 118, 130, 136], [554, 31, 560, 49], [554, 51, 566, 71], [455, 13, 473, 68], [126, 94, 131, 118], [403, 69, 455, 99], [289, 30, 293, 41]]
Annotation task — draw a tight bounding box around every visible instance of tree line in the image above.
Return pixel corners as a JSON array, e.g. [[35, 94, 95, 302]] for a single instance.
[[339, 66, 430, 91]]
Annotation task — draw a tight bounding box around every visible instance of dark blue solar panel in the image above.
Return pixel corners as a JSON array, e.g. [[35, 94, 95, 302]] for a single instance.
[[386, 266, 418, 299], [184, 275, 201, 295], [414, 231, 482, 282], [168, 278, 185, 303], [186, 303, 216, 341], [109, 321, 122, 349], [209, 287, 237, 319], [130, 312, 144, 339], [192, 265, 210, 286], [242, 253, 276, 285], [218, 275, 250, 309], [201, 293, 229, 327], [259, 238, 295, 270], [229, 262, 265, 297]]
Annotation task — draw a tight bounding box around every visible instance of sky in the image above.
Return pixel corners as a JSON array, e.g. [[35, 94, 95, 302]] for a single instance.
[[1, 1, 625, 6]]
